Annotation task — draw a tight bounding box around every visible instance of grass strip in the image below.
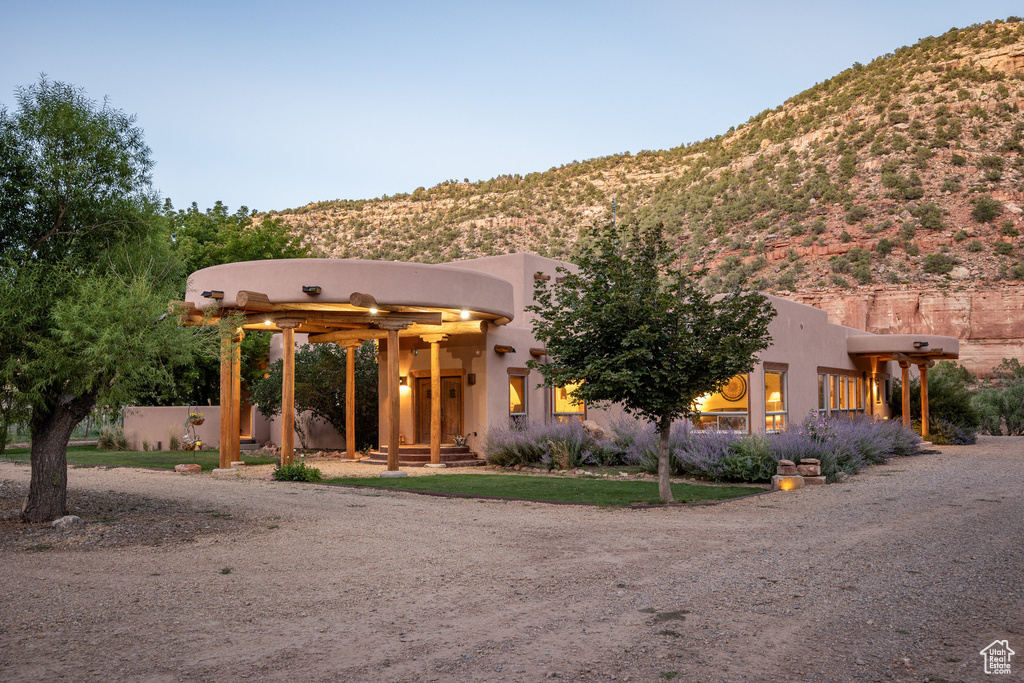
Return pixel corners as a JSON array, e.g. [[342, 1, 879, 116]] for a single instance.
[[1, 446, 278, 472], [325, 473, 762, 506]]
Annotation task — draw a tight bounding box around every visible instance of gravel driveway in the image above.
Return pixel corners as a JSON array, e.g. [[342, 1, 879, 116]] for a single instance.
[[0, 436, 1021, 682]]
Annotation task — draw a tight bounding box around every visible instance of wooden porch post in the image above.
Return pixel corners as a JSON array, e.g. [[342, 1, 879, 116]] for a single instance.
[[899, 360, 911, 428], [919, 362, 931, 439], [280, 325, 297, 467], [378, 321, 411, 472], [421, 334, 448, 465], [230, 330, 243, 465], [218, 329, 236, 470], [345, 342, 360, 460]]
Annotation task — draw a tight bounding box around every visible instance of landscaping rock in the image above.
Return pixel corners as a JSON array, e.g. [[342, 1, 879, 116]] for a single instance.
[[174, 464, 202, 474], [797, 464, 821, 476], [804, 476, 827, 485], [777, 465, 799, 476], [51, 515, 84, 531]]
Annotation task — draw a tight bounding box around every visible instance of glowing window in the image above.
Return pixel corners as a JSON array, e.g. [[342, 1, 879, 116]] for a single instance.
[[765, 371, 787, 432], [553, 382, 585, 422], [696, 374, 749, 433], [509, 376, 526, 416]]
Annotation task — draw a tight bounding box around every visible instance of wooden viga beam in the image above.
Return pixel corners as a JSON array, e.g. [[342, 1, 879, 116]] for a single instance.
[[307, 320, 488, 344], [235, 290, 278, 312]]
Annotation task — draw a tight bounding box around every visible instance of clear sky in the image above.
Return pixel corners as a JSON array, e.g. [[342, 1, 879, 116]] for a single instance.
[[3, 1, 1021, 212]]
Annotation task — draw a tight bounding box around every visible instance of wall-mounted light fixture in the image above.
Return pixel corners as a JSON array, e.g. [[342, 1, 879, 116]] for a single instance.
[[302, 285, 321, 295], [399, 376, 407, 386], [913, 341, 929, 348], [467, 373, 476, 385]]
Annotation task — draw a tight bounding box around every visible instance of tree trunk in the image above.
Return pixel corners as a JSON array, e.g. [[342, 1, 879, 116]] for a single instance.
[[657, 415, 674, 504], [21, 393, 96, 523]]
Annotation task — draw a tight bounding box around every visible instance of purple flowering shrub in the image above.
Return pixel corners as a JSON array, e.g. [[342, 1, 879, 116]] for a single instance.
[[483, 420, 609, 468], [485, 413, 921, 483]]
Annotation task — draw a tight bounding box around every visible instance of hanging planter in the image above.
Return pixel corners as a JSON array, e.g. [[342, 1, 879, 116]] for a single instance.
[[187, 408, 205, 426]]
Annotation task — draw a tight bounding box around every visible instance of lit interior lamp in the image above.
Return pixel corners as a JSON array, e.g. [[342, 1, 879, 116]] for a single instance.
[[460, 309, 470, 320]]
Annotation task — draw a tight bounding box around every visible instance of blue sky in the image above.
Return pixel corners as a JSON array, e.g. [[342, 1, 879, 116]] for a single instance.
[[3, 1, 1021, 212]]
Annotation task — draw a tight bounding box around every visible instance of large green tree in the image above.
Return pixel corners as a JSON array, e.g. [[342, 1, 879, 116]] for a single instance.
[[128, 200, 312, 407], [527, 221, 776, 502], [0, 78, 209, 522], [249, 341, 379, 450]]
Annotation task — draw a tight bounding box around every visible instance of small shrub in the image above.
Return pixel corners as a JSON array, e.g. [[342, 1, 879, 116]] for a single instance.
[[876, 238, 897, 256], [273, 462, 322, 482], [967, 239, 984, 252], [142, 440, 150, 452], [971, 193, 1003, 223], [168, 432, 180, 451], [922, 253, 957, 274], [97, 427, 129, 451], [916, 417, 977, 445], [995, 241, 1015, 256], [950, 152, 967, 166], [718, 437, 776, 482]]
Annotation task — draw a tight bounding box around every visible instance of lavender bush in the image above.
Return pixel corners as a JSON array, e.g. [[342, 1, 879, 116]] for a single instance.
[[483, 420, 609, 468], [484, 413, 922, 483]]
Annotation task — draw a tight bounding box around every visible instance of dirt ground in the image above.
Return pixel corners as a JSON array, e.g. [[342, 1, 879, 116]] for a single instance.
[[0, 437, 1021, 682]]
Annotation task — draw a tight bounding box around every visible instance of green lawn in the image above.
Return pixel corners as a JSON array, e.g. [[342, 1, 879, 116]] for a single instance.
[[325, 473, 763, 506], [1, 446, 278, 472]]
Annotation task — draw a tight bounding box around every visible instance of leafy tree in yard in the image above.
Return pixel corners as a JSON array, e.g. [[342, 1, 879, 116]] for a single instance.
[[249, 341, 379, 450], [973, 358, 1024, 436], [0, 78, 214, 522], [890, 361, 980, 429], [132, 201, 313, 407], [527, 221, 776, 502]]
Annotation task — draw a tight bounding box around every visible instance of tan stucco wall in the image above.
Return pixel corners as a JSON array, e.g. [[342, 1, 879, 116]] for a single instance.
[[123, 405, 268, 451], [186, 258, 516, 321]]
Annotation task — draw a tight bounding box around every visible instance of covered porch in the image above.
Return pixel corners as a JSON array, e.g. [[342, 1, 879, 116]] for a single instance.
[[179, 259, 515, 474], [847, 333, 961, 438]]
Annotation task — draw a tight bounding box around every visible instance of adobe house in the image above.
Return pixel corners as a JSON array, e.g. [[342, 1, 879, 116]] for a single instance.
[[130, 253, 957, 470]]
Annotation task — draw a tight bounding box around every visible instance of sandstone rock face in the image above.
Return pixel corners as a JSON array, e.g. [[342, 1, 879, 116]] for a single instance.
[[787, 287, 1024, 376]]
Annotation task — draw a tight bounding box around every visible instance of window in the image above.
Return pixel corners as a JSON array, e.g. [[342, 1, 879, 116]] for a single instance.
[[696, 374, 749, 433], [553, 381, 585, 423], [818, 371, 867, 417], [509, 375, 527, 427], [765, 371, 787, 432]]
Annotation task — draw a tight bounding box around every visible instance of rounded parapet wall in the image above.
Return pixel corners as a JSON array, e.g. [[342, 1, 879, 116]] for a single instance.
[[185, 258, 516, 322]]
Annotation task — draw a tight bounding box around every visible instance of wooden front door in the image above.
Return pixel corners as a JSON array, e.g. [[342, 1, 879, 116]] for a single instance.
[[415, 376, 463, 444]]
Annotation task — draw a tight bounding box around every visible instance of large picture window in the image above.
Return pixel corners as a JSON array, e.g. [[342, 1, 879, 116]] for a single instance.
[[765, 370, 787, 432], [553, 381, 585, 423], [818, 371, 866, 417], [696, 374, 749, 433]]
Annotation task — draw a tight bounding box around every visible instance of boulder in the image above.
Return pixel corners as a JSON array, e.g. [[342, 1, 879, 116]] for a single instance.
[[51, 515, 84, 531], [582, 420, 610, 441], [174, 463, 202, 474]]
